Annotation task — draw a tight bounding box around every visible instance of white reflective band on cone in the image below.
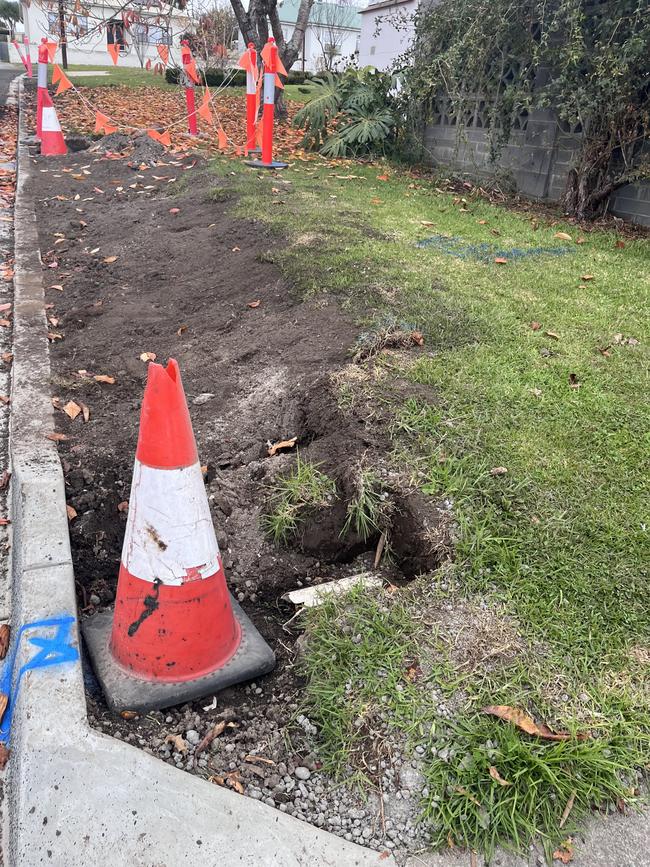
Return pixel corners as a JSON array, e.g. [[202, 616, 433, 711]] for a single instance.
[[263, 71, 274, 105], [246, 70, 256, 95], [122, 459, 221, 585], [41, 106, 61, 133], [37, 62, 47, 88]]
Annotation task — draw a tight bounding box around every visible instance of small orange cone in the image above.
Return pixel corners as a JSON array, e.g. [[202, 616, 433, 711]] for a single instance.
[[40, 90, 67, 156], [82, 359, 274, 711]]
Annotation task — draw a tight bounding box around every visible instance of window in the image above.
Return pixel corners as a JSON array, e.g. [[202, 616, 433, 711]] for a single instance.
[[48, 12, 88, 38], [106, 19, 126, 49], [131, 22, 171, 45]]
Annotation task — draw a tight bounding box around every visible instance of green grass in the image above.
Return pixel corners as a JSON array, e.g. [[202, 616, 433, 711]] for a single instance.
[[262, 453, 337, 544], [208, 155, 650, 858], [50, 65, 314, 102]]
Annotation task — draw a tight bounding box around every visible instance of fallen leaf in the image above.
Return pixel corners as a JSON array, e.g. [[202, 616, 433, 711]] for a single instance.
[[225, 771, 244, 795], [232, 246, 241, 252], [63, 400, 82, 420], [120, 710, 139, 720], [0, 395, 9, 405], [0, 744, 9, 769], [193, 720, 226, 766], [49, 284, 64, 291], [490, 466, 508, 476], [1, 353, 12, 363], [559, 790, 577, 829], [553, 839, 574, 863], [420, 220, 435, 226], [0, 471, 10, 490], [545, 331, 560, 340], [530, 321, 541, 331], [614, 240, 625, 249], [0, 518, 9, 526], [0, 319, 11, 327], [530, 388, 543, 397], [568, 373, 580, 389], [554, 232, 572, 241], [575, 236, 586, 244], [169, 207, 181, 215], [580, 274, 594, 281], [139, 352, 157, 362], [377, 174, 389, 181], [45, 432, 69, 442], [66, 504, 77, 521], [176, 324, 187, 336], [0, 303, 10, 312], [0, 694, 7, 726], [597, 346, 611, 358], [117, 500, 129, 513], [94, 374, 115, 384], [247, 300, 261, 309], [453, 786, 481, 807], [371, 197, 382, 205], [0, 624, 9, 660], [165, 733, 188, 753], [411, 331, 425, 346], [244, 754, 275, 766], [103, 255, 118, 264], [78, 401, 90, 423], [489, 766, 511, 786], [483, 705, 582, 741], [494, 257, 508, 264], [268, 436, 297, 457], [477, 219, 487, 225]]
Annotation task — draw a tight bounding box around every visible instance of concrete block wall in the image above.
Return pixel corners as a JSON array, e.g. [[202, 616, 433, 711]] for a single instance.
[[424, 114, 650, 227]]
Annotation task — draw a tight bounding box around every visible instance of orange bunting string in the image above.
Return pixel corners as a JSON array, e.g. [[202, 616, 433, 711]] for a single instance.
[[147, 129, 171, 148], [197, 89, 212, 124], [45, 41, 58, 63], [217, 127, 228, 150], [55, 71, 73, 96], [107, 43, 120, 65], [94, 112, 117, 135], [156, 44, 169, 65], [186, 59, 200, 85], [275, 73, 284, 90], [52, 64, 63, 84]]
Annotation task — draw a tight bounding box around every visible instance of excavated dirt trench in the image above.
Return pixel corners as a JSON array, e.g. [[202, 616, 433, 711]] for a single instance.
[[33, 129, 452, 856]]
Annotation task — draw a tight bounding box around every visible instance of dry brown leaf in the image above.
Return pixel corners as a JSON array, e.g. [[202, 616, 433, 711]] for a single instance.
[[0, 693, 7, 725], [580, 274, 594, 281], [66, 504, 77, 521], [553, 839, 574, 863], [489, 766, 511, 786], [47, 332, 64, 341], [247, 300, 261, 308], [244, 754, 275, 766], [94, 374, 115, 384], [598, 346, 611, 358], [268, 436, 297, 457], [494, 257, 508, 264], [139, 352, 157, 362], [232, 246, 241, 252], [0, 744, 10, 769], [78, 401, 90, 423], [103, 255, 118, 264], [0, 624, 10, 660], [490, 466, 508, 476], [559, 790, 577, 829], [453, 786, 481, 807], [568, 373, 581, 389], [225, 771, 244, 795], [176, 324, 187, 336], [0, 320, 10, 328], [545, 331, 560, 340], [117, 500, 129, 513], [0, 303, 10, 312], [45, 432, 69, 442], [0, 471, 10, 490], [530, 321, 541, 331], [49, 284, 64, 291], [575, 237, 586, 245], [411, 331, 425, 346], [614, 240, 625, 249], [63, 400, 82, 420], [420, 220, 435, 226], [193, 720, 227, 766], [169, 207, 181, 215], [0, 518, 10, 526], [483, 705, 580, 741], [0, 395, 9, 405], [120, 710, 139, 720], [377, 174, 389, 181], [1, 352, 12, 363], [554, 231, 572, 241], [165, 733, 188, 753]]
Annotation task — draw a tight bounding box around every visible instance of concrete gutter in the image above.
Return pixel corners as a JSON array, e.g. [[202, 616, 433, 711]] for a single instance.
[[5, 76, 395, 867]]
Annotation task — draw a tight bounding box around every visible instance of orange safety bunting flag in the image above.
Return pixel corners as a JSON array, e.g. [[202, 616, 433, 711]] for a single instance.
[[197, 89, 212, 123], [45, 41, 58, 63], [217, 127, 228, 150], [52, 64, 63, 84], [260, 43, 287, 77], [186, 59, 200, 85], [145, 58, 152, 71], [275, 73, 284, 90], [157, 44, 169, 65], [55, 71, 73, 96], [237, 50, 252, 72], [95, 112, 117, 135], [148, 128, 171, 147], [107, 43, 120, 65]]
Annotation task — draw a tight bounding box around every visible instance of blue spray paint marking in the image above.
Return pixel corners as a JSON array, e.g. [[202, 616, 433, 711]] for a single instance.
[[416, 233, 573, 262], [0, 616, 79, 743]]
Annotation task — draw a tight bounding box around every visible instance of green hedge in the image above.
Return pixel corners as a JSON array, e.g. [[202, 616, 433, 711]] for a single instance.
[[165, 67, 314, 86]]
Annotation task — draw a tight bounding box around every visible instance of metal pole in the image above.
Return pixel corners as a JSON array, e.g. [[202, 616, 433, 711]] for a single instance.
[[57, 0, 68, 69]]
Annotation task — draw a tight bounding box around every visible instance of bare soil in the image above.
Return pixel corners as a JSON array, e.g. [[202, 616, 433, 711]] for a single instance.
[[32, 129, 451, 858]]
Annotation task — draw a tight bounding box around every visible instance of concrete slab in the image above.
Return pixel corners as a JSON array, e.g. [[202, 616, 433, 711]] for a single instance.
[[4, 75, 395, 867]]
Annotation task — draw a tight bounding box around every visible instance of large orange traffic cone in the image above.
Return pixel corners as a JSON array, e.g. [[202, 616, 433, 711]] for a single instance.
[[83, 359, 275, 712], [40, 90, 67, 156]]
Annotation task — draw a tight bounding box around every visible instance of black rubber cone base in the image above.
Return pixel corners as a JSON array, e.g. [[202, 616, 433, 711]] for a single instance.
[[245, 158, 288, 170], [82, 597, 275, 713]]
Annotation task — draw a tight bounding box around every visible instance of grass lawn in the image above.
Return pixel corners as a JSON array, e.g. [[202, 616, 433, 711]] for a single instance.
[[210, 155, 650, 859], [53, 65, 315, 102]]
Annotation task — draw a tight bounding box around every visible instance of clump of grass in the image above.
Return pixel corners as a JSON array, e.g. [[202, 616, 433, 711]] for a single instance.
[[341, 468, 391, 541], [353, 321, 423, 363], [262, 454, 337, 544]]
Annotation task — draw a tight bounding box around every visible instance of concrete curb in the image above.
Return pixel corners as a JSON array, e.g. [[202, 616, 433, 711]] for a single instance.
[[5, 77, 395, 867]]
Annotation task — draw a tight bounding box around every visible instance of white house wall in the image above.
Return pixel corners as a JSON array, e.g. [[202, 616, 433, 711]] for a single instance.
[[358, 0, 416, 70], [18, 1, 189, 68]]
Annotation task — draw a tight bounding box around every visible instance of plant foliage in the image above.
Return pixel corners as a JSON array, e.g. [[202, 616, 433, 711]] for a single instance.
[[399, 0, 650, 218], [294, 67, 397, 157]]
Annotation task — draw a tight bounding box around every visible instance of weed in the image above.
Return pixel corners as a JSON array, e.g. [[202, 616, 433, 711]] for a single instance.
[[341, 468, 389, 541], [262, 454, 337, 545]]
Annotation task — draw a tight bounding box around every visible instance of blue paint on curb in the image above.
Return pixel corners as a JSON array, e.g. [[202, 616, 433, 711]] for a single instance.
[[0, 615, 79, 743]]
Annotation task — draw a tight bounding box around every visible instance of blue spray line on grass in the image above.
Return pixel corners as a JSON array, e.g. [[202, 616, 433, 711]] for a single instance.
[[0, 615, 79, 743], [416, 233, 574, 262]]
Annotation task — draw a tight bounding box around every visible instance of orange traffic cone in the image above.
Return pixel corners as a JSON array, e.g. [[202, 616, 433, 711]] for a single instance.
[[83, 359, 275, 712], [40, 90, 67, 156]]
